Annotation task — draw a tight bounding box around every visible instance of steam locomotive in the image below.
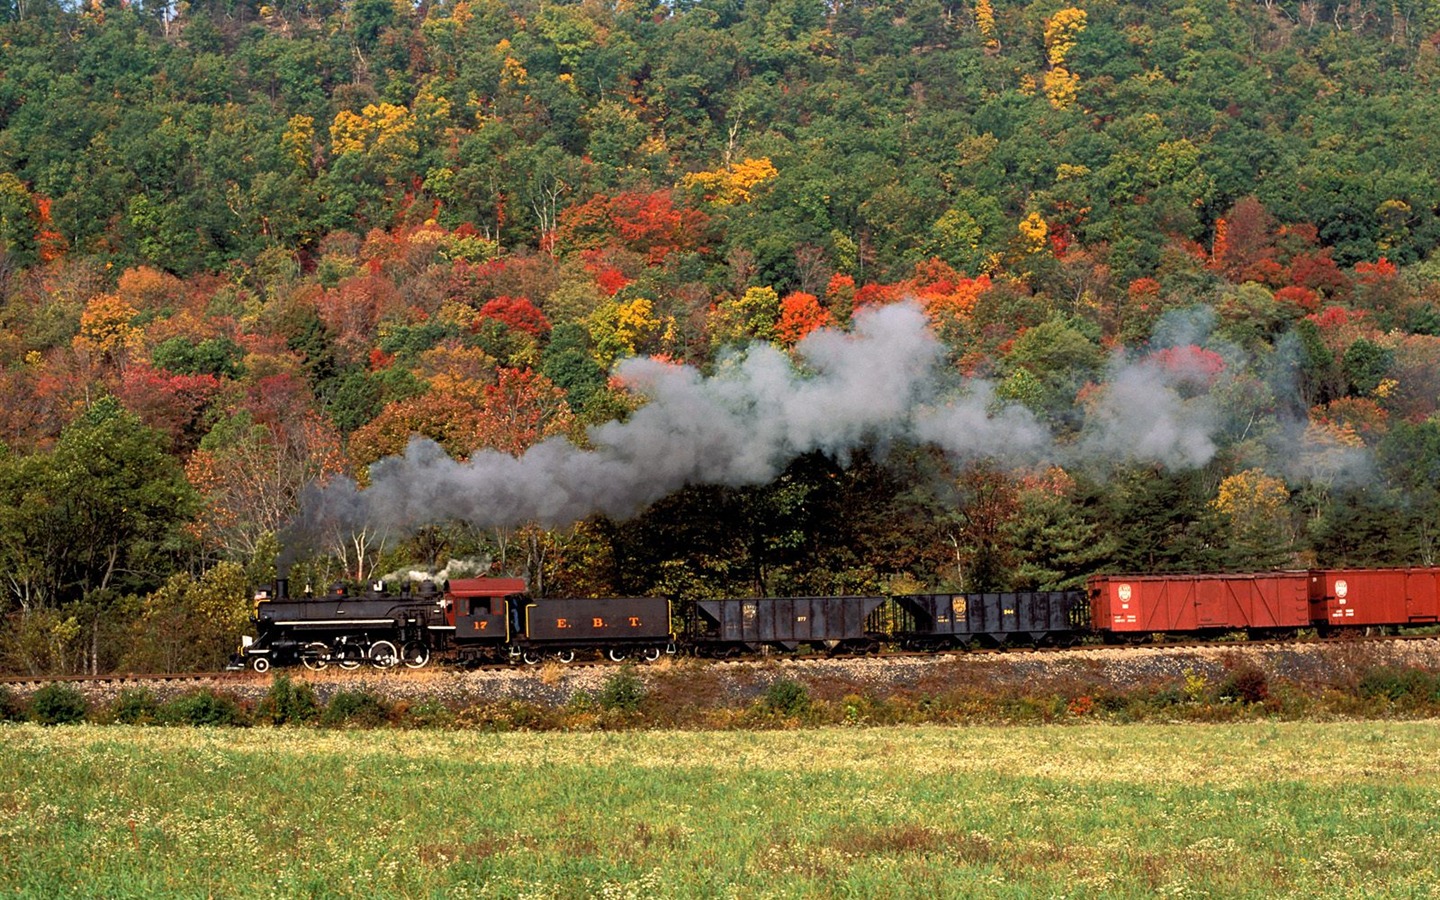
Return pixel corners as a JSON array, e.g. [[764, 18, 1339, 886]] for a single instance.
[[233, 566, 1440, 672]]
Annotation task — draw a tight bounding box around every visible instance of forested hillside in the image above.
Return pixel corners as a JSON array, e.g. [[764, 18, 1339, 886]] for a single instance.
[[2, 0, 1440, 673]]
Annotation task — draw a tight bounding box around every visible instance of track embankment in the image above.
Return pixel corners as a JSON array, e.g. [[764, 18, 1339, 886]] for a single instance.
[[6, 637, 1439, 708]]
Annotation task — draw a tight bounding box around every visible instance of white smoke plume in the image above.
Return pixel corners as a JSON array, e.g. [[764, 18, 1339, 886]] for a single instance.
[[398, 558, 493, 584], [289, 301, 1266, 545], [1073, 353, 1220, 470]]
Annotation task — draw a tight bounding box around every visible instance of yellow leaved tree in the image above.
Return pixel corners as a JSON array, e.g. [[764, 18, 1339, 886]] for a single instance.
[[282, 114, 315, 171], [1211, 468, 1293, 569], [1042, 8, 1086, 109], [974, 0, 997, 48], [73, 293, 142, 367], [1016, 211, 1049, 255], [683, 157, 778, 205], [586, 297, 673, 368], [330, 103, 419, 172]]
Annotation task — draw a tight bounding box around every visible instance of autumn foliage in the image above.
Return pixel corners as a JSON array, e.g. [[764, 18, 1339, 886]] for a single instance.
[[775, 292, 833, 346], [349, 367, 573, 469], [6, 0, 1440, 675], [556, 191, 709, 264], [477, 295, 551, 337]]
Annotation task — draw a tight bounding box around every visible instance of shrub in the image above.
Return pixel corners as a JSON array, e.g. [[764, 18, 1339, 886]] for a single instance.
[[565, 690, 597, 713], [30, 683, 88, 725], [1094, 691, 1130, 713], [157, 690, 248, 727], [456, 703, 512, 731], [404, 698, 454, 729], [1358, 666, 1440, 703], [1182, 669, 1210, 702], [834, 692, 904, 726], [320, 688, 390, 727], [256, 674, 320, 725], [597, 667, 645, 713], [455, 701, 557, 731], [0, 687, 24, 722], [763, 679, 811, 716], [499, 700, 553, 730], [112, 688, 160, 724], [1149, 684, 1186, 707], [1218, 665, 1270, 704], [1066, 695, 1095, 717]]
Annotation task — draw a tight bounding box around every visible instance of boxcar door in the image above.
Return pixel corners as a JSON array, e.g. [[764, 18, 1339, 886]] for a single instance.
[[1407, 569, 1440, 623], [1195, 580, 1225, 628]]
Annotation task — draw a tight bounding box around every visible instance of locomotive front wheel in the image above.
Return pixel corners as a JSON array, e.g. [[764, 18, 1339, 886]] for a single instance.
[[555, 649, 576, 664], [607, 648, 629, 662], [641, 647, 662, 662], [301, 642, 329, 671], [369, 640, 399, 669], [401, 641, 431, 669], [251, 656, 270, 673]]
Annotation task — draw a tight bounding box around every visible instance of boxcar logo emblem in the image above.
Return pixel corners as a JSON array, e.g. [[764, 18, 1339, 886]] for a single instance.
[[951, 597, 967, 619], [1118, 584, 1132, 602], [1335, 579, 1348, 599]]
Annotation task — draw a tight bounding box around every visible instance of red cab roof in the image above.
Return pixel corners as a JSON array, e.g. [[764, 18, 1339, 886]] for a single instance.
[[446, 577, 527, 598]]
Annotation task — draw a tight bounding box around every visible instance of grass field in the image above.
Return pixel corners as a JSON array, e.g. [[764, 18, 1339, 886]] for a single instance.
[[2, 721, 1438, 898]]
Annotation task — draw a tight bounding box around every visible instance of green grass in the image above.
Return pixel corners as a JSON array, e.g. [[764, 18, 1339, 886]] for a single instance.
[[2, 721, 1439, 898]]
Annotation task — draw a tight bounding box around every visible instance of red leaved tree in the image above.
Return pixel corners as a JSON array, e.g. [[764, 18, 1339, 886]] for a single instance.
[[348, 392, 485, 470], [477, 295, 551, 337], [473, 368, 575, 455], [117, 364, 227, 454], [556, 190, 709, 264], [775, 291, 833, 346]]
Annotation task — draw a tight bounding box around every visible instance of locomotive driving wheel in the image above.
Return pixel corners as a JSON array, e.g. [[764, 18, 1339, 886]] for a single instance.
[[301, 642, 329, 671], [401, 641, 430, 669], [336, 644, 364, 670], [369, 640, 399, 669]]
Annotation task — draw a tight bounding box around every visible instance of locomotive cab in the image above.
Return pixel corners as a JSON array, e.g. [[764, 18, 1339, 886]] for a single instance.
[[445, 577, 529, 663], [453, 594, 511, 638]]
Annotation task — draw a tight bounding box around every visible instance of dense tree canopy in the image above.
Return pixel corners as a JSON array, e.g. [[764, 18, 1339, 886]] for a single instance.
[[3, 0, 1440, 671]]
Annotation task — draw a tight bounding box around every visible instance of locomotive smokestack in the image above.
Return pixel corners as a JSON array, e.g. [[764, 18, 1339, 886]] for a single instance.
[[276, 577, 289, 600]]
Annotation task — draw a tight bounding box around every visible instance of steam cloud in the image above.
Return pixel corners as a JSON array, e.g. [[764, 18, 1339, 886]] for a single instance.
[[288, 301, 1334, 547]]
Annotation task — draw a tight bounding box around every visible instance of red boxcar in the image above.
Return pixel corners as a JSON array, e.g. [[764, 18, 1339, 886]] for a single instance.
[[1089, 573, 1312, 635], [1309, 568, 1440, 628]]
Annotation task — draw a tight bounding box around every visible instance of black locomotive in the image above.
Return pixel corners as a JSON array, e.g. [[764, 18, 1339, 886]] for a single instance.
[[240, 578, 449, 672]]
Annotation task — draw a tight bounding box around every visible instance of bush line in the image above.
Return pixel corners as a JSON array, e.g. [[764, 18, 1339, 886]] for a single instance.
[[7, 663, 1440, 730]]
